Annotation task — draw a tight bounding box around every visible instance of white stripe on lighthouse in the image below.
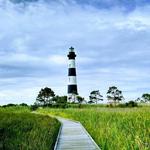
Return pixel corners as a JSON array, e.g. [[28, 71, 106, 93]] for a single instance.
[[68, 76, 77, 85], [68, 59, 76, 68]]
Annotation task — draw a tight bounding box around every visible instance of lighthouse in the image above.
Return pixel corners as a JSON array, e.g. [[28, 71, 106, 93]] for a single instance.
[[67, 47, 78, 102]]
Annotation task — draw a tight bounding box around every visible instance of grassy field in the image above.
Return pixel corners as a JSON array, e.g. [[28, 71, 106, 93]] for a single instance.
[[0, 106, 30, 113], [38, 107, 150, 150], [0, 107, 61, 150]]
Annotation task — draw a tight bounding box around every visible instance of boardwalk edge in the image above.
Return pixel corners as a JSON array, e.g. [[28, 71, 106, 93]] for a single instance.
[[79, 122, 101, 150], [54, 120, 62, 150]]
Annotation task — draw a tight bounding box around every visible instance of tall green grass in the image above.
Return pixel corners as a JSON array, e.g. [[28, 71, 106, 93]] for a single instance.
[[0, 107, 61, 150], [38, 107, 150, 150], [0, 106, 30, 113]]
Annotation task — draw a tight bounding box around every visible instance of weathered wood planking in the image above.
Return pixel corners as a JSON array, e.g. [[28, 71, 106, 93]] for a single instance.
[[55, 118, 100, 150]]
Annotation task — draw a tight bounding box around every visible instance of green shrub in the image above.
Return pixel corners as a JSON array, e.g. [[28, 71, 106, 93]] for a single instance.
[[126, 101, 138, 107], [2, 103, 17, 107], [30, 104, 39, 111], [19, 103, 28, 107]]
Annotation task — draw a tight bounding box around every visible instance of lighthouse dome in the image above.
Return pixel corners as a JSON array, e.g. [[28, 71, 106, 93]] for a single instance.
[[69, 47, 74, 52]]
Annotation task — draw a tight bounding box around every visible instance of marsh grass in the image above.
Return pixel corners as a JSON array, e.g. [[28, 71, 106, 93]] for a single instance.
[[0, 107, 60, 150], [0, 106, 30, 113], [38, 107, 150, 150]]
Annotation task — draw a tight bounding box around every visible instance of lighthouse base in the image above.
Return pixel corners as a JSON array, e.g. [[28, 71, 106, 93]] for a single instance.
[[67, 94, 78, 103]]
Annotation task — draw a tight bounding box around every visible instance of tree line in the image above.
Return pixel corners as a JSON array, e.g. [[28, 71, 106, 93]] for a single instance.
[[1, 86, 149, 109], [34, 86, 150, 108]]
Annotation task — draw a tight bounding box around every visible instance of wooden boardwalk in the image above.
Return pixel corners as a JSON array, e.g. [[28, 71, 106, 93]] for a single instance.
[[54, 117, 100, 150]]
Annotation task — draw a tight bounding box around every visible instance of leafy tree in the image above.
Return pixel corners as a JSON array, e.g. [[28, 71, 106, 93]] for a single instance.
[[141, 93, 150, 103], [36, 87, 55, 106], [135, 97, 141, 102], [53, 96, 67, 104], [89, 90, 103, 104], [77, 96, 84, 104], [76, 95, 85, 108], [107, 86, 124, 105]]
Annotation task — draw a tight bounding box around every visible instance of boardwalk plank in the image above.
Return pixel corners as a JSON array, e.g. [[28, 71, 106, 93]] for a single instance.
[[55, 118, 100, 150]]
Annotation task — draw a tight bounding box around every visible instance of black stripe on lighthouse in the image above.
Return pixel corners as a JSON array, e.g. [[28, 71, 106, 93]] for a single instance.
[[68, 68, 76, 76], [68, 85, 77, 94]]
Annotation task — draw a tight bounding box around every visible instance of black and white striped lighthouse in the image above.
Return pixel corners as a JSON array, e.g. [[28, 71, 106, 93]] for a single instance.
[[67, 47, 78, 101]]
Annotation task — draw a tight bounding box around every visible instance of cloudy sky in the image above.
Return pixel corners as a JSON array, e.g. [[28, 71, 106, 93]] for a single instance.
[[0, 0, 150, 105]]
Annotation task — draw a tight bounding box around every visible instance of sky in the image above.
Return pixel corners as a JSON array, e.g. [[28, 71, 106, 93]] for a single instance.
[[0, 0, 150, 105]]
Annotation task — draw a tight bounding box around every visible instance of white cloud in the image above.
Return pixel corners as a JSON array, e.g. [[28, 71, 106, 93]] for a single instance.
[[0, 0, 150, 104], [48, 55, 67, 65]]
